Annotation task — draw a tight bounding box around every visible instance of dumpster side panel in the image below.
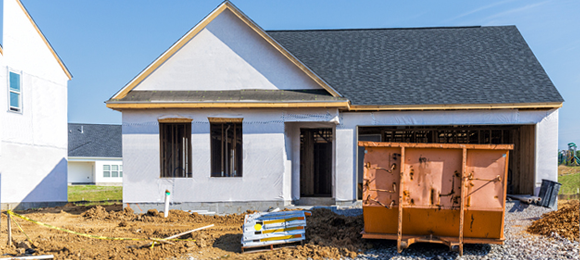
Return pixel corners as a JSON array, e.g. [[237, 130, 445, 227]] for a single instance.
[[364, 207, 503, 239], [466, 149, 508, 210], [363, 206, 399, 234], [363, 147, 401, 206], [404, 148, 463, 209], [361, 142, 511, 245], [463, 210, 503, 239]]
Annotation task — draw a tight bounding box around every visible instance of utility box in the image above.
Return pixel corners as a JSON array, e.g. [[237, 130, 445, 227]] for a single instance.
[[359, 142, 513, 256]]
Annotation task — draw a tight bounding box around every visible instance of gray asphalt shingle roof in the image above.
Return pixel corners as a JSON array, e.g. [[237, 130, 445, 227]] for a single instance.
[[68, 123, 122, 158], [267, 26, 564, 106], [117, 89, 346, 102]]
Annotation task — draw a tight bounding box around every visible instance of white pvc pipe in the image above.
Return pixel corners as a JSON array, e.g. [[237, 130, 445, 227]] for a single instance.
[[164, 190, 170, 218]]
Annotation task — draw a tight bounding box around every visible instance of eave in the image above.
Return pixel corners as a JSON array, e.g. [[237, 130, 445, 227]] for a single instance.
[[68, 157, 123, 162], [106, 101, 351, 111], [348, 102, 563, 111]]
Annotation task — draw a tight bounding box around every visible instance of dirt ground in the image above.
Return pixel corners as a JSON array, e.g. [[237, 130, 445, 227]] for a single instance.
[[527, 200, 579, 241], [0, 204, 366, 259], [558, 165, 580, 176], [4, 201, 573, 259]]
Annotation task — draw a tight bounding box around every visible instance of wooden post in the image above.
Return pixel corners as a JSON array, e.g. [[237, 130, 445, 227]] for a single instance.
[[7, 205, 12, 246], [397, 147, 405, 253], [458, 148, 467, 256]]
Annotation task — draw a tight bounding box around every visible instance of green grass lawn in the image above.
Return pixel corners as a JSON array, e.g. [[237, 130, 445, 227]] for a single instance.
[[558, 172, 580, 195], [68, 185, 122, 202]]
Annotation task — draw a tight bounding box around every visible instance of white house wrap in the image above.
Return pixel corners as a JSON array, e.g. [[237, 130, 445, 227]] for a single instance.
[[0, 0, 71, 209], [107, 2, 563, 213]]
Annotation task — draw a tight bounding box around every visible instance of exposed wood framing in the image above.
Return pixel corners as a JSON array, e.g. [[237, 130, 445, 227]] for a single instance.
[[300, 128, 333, 197], [210, 121, 243, 177], [158, 118, 193, 123], [106, 101, 350, 110], [358, 142, 514, 150], [208, 117, 243, 123], [350, 102, 562, 111], [509, 125, 535, 194], [159, 122, 192, 178], [300, 130, 315, 196]]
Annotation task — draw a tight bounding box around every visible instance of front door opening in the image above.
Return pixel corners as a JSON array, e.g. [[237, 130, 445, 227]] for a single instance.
[[300, 128, 333, 197]]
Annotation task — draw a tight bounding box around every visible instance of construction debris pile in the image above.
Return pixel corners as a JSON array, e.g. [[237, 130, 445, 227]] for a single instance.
[[527, 200, 579, 241], [0, 204, 366, 259]]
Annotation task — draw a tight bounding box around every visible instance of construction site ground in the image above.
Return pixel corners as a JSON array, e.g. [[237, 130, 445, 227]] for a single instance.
[[0, 200, 577, 259], [0, 204, 365, 259]]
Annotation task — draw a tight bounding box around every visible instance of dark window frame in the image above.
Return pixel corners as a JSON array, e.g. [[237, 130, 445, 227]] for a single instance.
[[159, 122, 192, 178], [210, 119, 243, 177]]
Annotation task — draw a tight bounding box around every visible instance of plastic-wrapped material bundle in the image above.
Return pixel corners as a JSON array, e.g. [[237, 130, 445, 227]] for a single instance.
[[241, 210, 311, 249]]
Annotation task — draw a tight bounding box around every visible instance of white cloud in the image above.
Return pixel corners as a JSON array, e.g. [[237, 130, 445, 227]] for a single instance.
[[446, 0, 516, 22], [482, 1, 550, 21]]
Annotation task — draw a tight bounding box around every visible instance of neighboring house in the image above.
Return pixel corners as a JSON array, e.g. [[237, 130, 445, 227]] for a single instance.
[[68, 123, 123, 185], [106, 2, 563, 213], [0, 0, 72, 209]]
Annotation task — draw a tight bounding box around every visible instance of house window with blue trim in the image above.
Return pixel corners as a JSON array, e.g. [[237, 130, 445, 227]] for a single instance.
[[9, 72, 21, 112]]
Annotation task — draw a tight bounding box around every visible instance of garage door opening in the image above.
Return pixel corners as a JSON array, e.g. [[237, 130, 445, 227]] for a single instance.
[[357, 125, 535, 200]]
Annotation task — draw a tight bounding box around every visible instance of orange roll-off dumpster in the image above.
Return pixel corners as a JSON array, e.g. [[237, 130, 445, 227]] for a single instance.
[[359, 142, 513, 256]]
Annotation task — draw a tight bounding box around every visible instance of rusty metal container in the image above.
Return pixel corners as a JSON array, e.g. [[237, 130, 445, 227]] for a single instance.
[[359, 142, 513, 255]]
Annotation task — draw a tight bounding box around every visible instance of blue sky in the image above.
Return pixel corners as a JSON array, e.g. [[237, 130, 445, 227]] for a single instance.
[[8, 0, 580, 149]]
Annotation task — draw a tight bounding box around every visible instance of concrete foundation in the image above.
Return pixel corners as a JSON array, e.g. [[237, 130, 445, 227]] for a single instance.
[[1, 201, 68, 210], [126, 200, 293, 215], [126, 199, 362, 214]]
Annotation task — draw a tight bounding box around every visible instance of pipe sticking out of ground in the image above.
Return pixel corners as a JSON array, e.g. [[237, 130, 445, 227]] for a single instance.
[[164, 190, 171, 218]]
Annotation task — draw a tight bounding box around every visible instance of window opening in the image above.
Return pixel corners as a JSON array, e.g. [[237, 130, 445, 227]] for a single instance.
[[210, 121, 243, 177], [159, 122, 192, 178]]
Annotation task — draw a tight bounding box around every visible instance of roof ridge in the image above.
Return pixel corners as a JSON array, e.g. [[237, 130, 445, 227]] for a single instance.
[[265, 25, 516, 33]]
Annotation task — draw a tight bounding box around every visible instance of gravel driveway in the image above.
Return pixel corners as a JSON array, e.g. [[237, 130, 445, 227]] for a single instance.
[[334, 201, 579, 260]]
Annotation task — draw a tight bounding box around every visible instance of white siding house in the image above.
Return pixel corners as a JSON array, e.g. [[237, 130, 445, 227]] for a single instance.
[[0, 0, 71, 209], [107, 2, 563, 214], [68, 123, 123, 186]]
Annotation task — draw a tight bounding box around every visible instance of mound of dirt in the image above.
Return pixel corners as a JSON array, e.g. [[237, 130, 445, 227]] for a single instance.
[[81, 206, 135, 221], [280, 208, 366, 259], [527, 200, 579, 241], [80, 206, 247, 226], [306, 208, 364, 249]]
